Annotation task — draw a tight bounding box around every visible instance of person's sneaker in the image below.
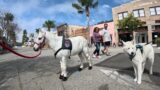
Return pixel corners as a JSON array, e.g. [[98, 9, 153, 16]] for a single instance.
[[92, 54, 96, 58], [96, 56, 101, 59], [106, 52, 111, 56], [101, 50, 105, 54]]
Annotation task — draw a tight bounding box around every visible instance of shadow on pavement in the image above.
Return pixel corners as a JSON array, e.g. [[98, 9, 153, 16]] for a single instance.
[[95, 53, 160, 87], [67, 63, 90, 78], [0, 55, 86, 89], [98, 84, 109, 90]]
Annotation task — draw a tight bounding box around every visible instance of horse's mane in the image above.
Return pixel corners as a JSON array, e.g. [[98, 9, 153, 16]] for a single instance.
[[45, 30, 62, 40]]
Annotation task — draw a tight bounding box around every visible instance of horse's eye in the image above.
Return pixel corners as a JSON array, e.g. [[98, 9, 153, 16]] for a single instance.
[[128, 48, 130, 50], [38, 37, 42, 40]]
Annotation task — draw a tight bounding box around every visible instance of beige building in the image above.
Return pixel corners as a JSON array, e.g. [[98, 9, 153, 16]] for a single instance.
[[57, 23, 88, 38], [112, 0, 160, 44]]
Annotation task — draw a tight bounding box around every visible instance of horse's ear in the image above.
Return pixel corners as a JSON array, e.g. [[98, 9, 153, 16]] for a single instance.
[[39, 30, 41, 33], [43, 32, 46, 36]]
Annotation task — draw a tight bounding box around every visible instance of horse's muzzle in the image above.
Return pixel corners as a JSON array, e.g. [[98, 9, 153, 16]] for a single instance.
[[33, 47, 39, 52]]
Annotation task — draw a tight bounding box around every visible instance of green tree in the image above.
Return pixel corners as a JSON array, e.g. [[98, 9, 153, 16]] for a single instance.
[[30, 33, 34, 38], [43, 20, 55, 31], [4, 13, 14, 24], [72, 0, 98, 44], [4, 13, 14, 40], [35, 28, 40, 34], [29, 33, 34, 43], [8, 23, 20, 45], [22, 30, 28, 45], [117, 14, 143, 39]]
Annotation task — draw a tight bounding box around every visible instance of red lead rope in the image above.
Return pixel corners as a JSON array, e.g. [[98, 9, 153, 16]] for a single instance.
[[0, 41, 41, 59]]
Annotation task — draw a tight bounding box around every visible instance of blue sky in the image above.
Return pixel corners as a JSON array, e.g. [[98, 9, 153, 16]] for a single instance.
[[0, 0, 132, 41]]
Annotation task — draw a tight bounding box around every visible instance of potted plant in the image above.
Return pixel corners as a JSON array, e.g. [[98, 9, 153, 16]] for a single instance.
[[156, 37, 160, 47]]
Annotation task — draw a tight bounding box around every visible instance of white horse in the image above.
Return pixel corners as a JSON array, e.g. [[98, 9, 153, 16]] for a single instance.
[[33, 29, 92, 81]]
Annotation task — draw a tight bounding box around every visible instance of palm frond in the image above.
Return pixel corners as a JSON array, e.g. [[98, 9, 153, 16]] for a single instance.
[[72, 3, 84, 14], [43, 20, 55, 31], [78, 10, 84, 14], [92, 0, 98, 8], [72, 3, 83, 10]]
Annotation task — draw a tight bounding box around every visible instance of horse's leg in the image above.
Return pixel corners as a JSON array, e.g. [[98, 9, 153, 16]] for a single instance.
[[83, 47, 92, 70], [78, 53, 84, 71], [60, 57, 68, 81]]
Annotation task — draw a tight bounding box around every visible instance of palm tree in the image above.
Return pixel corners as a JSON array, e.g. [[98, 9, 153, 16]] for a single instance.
[[43, 20, 55, 31], [72, 0, 98, 28], [4, 13, 14, 24], [72, 0, 98, 44]]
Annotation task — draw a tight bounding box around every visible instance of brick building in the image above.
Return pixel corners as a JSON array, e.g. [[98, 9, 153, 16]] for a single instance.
[[112, 0, 160, 44], [57, 23, 88, 39]]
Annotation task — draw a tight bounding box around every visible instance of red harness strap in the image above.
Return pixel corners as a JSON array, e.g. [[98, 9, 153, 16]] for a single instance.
[[0, 41, 41, 59]]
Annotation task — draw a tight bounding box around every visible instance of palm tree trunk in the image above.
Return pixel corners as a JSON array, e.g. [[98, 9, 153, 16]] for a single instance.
[[86, 15, 91, 46]]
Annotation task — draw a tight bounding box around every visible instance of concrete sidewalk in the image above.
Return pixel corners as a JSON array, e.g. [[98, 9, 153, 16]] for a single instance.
[[0, 47, 159, 90]]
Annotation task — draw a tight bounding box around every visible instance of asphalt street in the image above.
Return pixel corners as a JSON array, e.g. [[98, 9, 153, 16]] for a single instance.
[[0, 47, 159, 90]]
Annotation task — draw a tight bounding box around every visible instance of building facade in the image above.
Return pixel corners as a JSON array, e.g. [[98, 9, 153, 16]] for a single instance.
[[90, 21, 116, 45], [112, 0, 160, 44], [57, 23, 88, 38]]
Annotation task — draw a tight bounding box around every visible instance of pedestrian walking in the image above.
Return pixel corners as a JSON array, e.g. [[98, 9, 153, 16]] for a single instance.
[[92, 27, 101, 59], [100, 23, 111, 56]]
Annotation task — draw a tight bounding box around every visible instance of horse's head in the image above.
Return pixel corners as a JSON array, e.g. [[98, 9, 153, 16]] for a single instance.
[[33, 30, 46, 51]]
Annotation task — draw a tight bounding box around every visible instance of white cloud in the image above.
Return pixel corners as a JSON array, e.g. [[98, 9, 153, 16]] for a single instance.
[[102, 4, 111, 8], [0, 0, 81, 42], [91, 4, 110, 20], [16, 17, 46, 42], [0, 0, 40, 17], [113, 0, 132, 4], [46, 2, 77, 14]]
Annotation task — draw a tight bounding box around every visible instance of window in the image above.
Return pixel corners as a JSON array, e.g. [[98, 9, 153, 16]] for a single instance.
[[118, 12, 128, 20], [150, 8, 156, 15], [123, 12, 128, 18], [150, 6, 160, 15], [118, 13, 123, 20], [133, 9, 145, 17], [156, 7, 160, 14], [133, 10, 139, 17], [139, 9, 145, 17]]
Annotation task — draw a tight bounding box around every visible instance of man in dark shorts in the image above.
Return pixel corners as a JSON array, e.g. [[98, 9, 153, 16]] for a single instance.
[[100, 23, 111, 56]]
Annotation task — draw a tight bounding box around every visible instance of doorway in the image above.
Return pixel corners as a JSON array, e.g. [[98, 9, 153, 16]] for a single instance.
[[135, 32, 147, 43]]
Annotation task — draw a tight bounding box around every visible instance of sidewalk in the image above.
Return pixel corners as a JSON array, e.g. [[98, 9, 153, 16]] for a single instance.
[[0, 47, 159, 90]]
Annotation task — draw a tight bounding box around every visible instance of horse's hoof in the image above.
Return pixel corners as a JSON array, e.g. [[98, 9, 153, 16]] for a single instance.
[[62, 77, 68, 81], [88, 66, 92, 70], [59, 75, 63, 79], [78, 67, 83, 71]]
